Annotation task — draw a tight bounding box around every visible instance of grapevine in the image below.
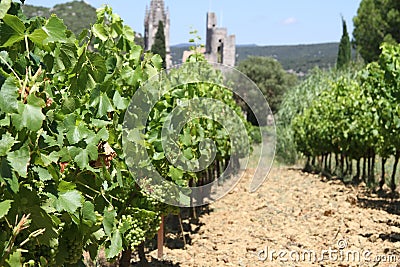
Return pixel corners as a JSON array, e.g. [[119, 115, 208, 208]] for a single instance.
[[0, 1, 253, 265]]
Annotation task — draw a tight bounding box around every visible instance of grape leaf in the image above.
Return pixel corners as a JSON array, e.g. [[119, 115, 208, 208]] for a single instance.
[[113, 90, 129, 110], [82, 201, 96, 224], [0, 77, 19, 113], [20, 94, 46, 131], [33, 166, 53, 181], [0, 132, 15, 156], [0, 200, 13, 219], [0, 14, 25, 47], [7, 144, 30, 178], [97, 93, 114, 117], [103, 207, 116, 237], [43, 15, 68, 44], [105, 230, 122, 259], [0, 0, 11, 20], [92, 23, 108, 41], [55, 190, 83, 213], [66, 122, 91, 144]]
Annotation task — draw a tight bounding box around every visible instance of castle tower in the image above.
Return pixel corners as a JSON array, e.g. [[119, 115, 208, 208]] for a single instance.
[[205, 12, 236, 66], [144, 0, 171, 68]]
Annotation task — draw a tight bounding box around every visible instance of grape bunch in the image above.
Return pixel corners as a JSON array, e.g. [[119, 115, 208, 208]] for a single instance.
[[63, 235, 83, 264], [119, 208, 161, 248], [57, 226, 84, 265]]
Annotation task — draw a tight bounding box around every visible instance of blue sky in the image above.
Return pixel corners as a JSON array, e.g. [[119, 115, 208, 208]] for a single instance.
[[24, 0, 362, 46]]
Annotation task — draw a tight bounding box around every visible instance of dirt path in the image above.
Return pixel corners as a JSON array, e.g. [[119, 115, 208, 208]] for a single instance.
[[145, 167, 400, 267]]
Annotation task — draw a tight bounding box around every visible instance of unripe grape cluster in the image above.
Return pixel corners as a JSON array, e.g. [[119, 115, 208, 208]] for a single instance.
[[119, 208, 161, 249]]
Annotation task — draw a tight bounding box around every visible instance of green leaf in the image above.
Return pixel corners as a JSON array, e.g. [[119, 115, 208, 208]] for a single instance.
[[3, 14, 25, 34], [0, 77, 19, 113], [151, 54, 163, 70], [58, 180, 76, 192], [113, 90, 129, 110], [28, 28, 49, 48], [55, 190, 83, 213], [86, 52, 107, 82], [86, 143, 98, 161], [122, 25, 135, 41], [181, 128, 192, 146], [0, 132, 15, 156], [4, 174, 19, 193], [97, 93, 114, 117], [92, 23, 108, 41], [103, 207, 116, 237], [43, 15, 68, 44], [82, 201, 96, 224], [0, 14, 25, 47], [19, 94, 46, 131], [33, 166, 53, 181], [6, 250, 21, 266], [0, 115, 10, 127], [53, 43, 77, 72], [183, 148, 194, 160], [69, 147, 89, 169], [40, 151, 60, 166], [66, 122, 91, 144], [153, 152, 165, 161], [7, 144, 30, 178], [0, 200, 13, 219], [0, 0, 11, 20], [168, 166, 183, 182], [105, 230, 122, 259]]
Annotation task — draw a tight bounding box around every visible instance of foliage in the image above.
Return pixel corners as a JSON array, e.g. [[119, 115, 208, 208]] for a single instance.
[[0, 2, 251, 265], [353, 0, 400, 63], [151, 20, 166, 68], [276, 68, 339, 164], [0, 3, 166, 264], [289, 43, 400, 190], [337, 17, 351, 69], [236, 56, 297, 124]]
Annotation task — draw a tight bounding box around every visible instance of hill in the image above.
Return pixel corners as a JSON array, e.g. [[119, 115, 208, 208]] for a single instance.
[[171, 43, 342, 74], [22, 1, 144, 46], [22, 1, 97, 37]]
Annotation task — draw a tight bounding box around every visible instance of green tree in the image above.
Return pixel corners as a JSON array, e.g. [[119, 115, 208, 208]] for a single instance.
[[337, 17, 351, 69], [236, 56, 297, 124], [353, 0, 400, 63], [151, 20, 166, 68]]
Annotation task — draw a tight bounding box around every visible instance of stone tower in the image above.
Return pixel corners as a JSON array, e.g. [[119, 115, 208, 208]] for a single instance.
[[144, 0, 171, 68], [205, 12, 236, 66]]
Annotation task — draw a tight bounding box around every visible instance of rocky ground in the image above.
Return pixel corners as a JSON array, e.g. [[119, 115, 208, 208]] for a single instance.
[[136, 166, 400, 267]]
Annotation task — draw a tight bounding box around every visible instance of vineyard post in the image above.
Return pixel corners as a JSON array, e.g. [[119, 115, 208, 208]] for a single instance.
[[157, 215, 165, 259]]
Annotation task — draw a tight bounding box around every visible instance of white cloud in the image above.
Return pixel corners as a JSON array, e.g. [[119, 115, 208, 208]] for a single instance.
[[282, 17, 298, 25]]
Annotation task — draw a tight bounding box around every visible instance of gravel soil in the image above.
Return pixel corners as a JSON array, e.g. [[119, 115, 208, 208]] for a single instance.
[[140, 167, 400, 267]]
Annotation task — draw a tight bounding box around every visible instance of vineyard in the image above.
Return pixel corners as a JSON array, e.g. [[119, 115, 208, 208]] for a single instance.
[[279, 44, 400, 191], [0, 1, 257, 266], [2, 0, 400, 266]]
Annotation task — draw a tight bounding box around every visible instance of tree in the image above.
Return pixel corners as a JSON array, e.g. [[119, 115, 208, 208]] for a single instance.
[[337, 17, 351, 69], [353, 0, 400, 63], [236, 56, 297, 125], [151, 20, 166, 68]]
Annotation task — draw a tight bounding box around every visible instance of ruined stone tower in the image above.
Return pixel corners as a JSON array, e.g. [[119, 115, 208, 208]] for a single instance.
[[205, 12, 236, 66], [144, 0, 172, 68]]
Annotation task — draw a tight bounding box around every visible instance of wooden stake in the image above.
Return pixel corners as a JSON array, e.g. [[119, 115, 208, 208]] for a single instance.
[[157, 215, 164, 259], [178, 214, 187, 248]]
